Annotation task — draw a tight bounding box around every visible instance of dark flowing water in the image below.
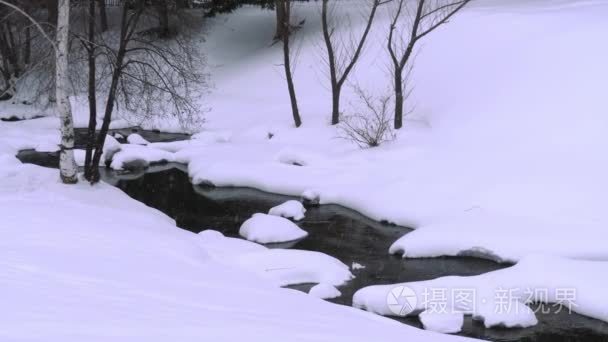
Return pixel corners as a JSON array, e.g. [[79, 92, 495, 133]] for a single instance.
[[16, 152, 608, 342]]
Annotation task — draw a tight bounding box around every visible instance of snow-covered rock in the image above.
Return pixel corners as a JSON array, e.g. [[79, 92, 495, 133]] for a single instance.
[[268, 200, 306, 221], [419, 311, 464, 334], [301, 189, 321, 206], [111, 132, 125, 140], [309, 283, 342, 300], [127, 133, 149, 145], [239, 213, 308, 244], [110, 144, 174, 170]]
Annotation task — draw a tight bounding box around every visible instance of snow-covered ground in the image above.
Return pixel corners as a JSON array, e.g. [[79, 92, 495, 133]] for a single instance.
[[2, 0, 608, 338], [131, 0, 608, 264], [0, 119, 472, 341], [155, 0, 608, 330]]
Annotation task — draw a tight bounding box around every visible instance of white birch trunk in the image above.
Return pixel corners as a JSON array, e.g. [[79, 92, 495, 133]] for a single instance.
[[56, 0, 78, 184]]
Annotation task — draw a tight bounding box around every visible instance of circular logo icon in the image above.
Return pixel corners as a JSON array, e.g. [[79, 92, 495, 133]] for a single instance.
[[386, 285, 417, 316]]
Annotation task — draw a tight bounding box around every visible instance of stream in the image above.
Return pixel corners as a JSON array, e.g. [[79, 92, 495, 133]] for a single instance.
[[15, 129, 608, 342]]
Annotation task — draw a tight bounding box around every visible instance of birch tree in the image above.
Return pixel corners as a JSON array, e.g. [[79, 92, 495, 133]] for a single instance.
[[0, 0, 78, 184], [56, 0, 78, 183]]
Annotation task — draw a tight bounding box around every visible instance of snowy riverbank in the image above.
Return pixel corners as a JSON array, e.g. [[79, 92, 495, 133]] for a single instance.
[[0, 118, 474, 341], [2, 0, 608, 338]]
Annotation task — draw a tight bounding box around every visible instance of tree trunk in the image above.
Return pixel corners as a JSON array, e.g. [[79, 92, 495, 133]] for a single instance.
[[280, 0, 301, 127], [322, 0, 339, 125], [331, 86, 340, 125], [157, 0, 169, 37], [48, 0, 58, 26], [89, 4, 130, 183], [96, 0, 108, 32], [274, 0, 286, 40], [23, 26, 31, 65], [393, 67, 403, 130], [56, 0, 78, 184], [84, 0, 97, 181], [22, 2, 31, 66]]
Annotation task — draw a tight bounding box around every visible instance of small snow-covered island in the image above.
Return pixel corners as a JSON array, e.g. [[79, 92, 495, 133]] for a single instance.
[[2, 0, 607, 341]]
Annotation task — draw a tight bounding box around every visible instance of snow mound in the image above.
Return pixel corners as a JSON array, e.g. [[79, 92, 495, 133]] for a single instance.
[[309, 283, 342, 299], [198, 230, 354, 287], [419, 310, 464, 334], [233, 249, 354, 287], [301, 189, 321, 206], [268, 200, 306, 221], [110, 144, 175, 170], [351, 262, 366, 270], [127, 133, 149, 145], [239, 213, 308, 243]]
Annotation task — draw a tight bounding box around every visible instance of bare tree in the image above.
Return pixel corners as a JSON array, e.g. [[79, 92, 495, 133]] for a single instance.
[[83, 0, 97, 181], [389, 0, 470, 129], [278, 0, 301, 127], [338, 84, 394, 148], [81, 1, 207, 182], [56, 0, 78, 183], [321, 0, 384, 125]]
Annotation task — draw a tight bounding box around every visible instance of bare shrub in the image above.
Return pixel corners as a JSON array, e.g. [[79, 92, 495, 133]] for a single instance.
[[338, 85, 395, 148]]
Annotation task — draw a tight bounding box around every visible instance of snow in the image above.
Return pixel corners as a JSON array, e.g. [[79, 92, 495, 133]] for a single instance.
[[2, 0, 608, 338], [0, 102, 50, 121], [197, 229, 268, 257], [239, 213, 308, 243], [268, 200, 306, 221], [301, 189, 321, 206], [34, 141, 59, 152], [419, 311, 464, 334], [233, 248, 354, 287], [388, 211, 608, 263], [353, 254, 608, 329], [200, 229, 351, 287], [162, 0, 608, 266], [351, 262, 366, 270], [309, 283, 342, 300], [0, 119, 470, 342], [127, 133, 149, 145], [110, 144, 175, 170]]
